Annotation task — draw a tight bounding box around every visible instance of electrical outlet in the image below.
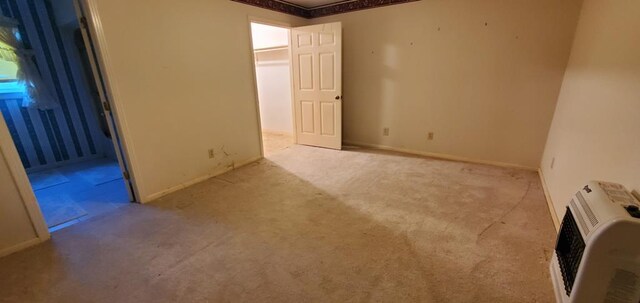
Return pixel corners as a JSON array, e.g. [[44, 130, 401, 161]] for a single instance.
[[550, 157, 555, 169], [383, 128, 390, 136], [208, 149, 215, 159], [427, 132, 434, 140]]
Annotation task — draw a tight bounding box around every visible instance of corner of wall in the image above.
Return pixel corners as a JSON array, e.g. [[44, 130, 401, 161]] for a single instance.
[[538, 169, 560, 231]]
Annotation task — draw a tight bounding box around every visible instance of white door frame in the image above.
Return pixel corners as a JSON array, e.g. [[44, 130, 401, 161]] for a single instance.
[[247, 17, 298, 158], [0, 114, 49, 243], [74, 0, 141, 201]]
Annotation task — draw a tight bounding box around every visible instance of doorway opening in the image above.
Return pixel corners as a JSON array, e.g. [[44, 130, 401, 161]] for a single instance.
[[251, 21, 343, 153], [0, 0, 132, 232], [250, 22, 295, 157]]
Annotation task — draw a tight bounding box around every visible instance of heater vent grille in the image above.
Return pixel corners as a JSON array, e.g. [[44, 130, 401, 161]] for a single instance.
[[556, 208, 586, 296]]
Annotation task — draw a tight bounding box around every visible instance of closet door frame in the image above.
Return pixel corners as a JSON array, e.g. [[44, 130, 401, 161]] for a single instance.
[[247, 16, 298, 158]]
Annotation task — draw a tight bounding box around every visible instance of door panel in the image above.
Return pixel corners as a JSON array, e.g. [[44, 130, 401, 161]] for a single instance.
[[301, 101, 315, 134], [297, 33, 312, 47], [319, 53, 335, 91], [319, 32, 335, 46], [291, 22, 342, 150], [299, 54, 314, 90], [320, 102, 335, 136]]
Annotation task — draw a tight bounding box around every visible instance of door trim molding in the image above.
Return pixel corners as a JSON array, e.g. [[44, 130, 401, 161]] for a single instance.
[[0, 114, 50, 244], [76, 0, 142, 201], [0, 238, 44, 258], [231, 0, 420, 19]]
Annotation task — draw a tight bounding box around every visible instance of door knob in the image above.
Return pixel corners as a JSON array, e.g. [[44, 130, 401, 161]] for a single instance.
[[335, 95, 341, 100]]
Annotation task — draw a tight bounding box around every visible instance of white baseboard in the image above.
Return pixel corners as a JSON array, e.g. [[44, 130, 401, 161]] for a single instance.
[[343, 140, 538, 171], [0, 237, 44, 258], [538, 169, 560, 231], [142, 156, 263, 203]]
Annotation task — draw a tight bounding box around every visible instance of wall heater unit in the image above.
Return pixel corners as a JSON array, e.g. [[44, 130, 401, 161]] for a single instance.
[[550, 181, 640, 303]]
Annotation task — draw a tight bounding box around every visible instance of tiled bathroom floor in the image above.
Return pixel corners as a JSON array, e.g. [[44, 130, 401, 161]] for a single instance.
[[28, 158, 130, 231]]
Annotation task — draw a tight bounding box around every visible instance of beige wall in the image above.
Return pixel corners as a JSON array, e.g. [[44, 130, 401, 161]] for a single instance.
[[311, 0, 582, 168], [540, 0, 640, 220], [90, 0, 307, 201]]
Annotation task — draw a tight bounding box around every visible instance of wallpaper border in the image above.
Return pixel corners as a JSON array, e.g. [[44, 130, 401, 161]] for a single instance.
[[231, 0, 420, 19]]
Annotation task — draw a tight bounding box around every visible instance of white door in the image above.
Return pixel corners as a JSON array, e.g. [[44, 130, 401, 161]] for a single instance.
[[291, 22, 342, 150]]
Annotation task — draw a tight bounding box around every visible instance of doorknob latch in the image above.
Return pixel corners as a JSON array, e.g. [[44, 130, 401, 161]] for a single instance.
[[335, 95, 341, 100]]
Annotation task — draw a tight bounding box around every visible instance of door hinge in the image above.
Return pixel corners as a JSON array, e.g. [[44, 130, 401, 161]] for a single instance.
[[80, 16, 88, 29], [122, 171, 130, 180], [102, 101, 111, 112]]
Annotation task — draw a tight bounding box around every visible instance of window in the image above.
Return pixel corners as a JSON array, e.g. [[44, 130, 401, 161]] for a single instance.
[[0, 40, 24, 94]]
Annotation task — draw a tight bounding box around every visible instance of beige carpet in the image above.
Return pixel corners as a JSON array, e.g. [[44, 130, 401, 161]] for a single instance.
[[0, 143, 557, 302], [262, 131, 294, 157]]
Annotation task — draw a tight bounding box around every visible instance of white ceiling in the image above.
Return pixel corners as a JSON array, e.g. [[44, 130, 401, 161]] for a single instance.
[[283, 0, 350, 9]]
